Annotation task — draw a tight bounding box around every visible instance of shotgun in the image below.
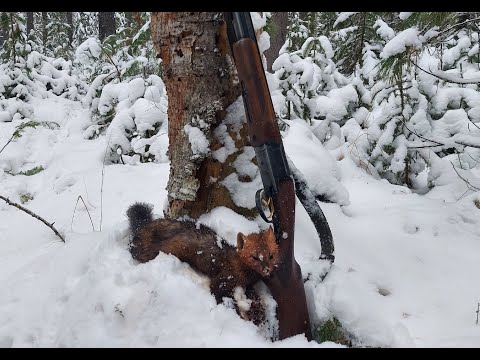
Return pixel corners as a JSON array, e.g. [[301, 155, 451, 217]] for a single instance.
[[225, 12, 334, 340]]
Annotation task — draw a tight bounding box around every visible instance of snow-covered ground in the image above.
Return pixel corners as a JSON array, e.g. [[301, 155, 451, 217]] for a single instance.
[[1, 96, 480, 347]]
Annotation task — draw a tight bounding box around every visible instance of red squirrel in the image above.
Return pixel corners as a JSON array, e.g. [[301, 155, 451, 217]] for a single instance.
[[127, 202, 280, 321]]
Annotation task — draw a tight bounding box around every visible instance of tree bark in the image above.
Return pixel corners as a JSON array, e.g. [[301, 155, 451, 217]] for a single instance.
[[42, 12, 48, 47], [98, 12, 115, 41], [299, 12, 309, 20], [264, 12, 289, 72], [26, 12, 34, 36], [151, 12, 255, 220], [66, 12, 73, 45]]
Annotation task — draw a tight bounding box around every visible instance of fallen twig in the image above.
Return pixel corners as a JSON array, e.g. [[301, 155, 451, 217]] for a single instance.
[[0, 195, 65, 242]]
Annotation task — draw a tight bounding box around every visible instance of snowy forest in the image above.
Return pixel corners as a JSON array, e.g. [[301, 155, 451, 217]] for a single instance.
[[1, 11, 480, 347]]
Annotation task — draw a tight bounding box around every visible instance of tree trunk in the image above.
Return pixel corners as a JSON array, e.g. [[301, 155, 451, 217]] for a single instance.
[[26, 12, 34, 36], [66, 12, 73, 45], [151, 11, 313, 341], [264, 12, 289, 72], [151, 12, 256, 220], [299, 12, 309, 20], [98, 12, 115, 41], [42, 12, 48, 47]]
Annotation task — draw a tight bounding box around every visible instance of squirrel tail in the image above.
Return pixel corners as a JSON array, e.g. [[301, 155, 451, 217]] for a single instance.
[[126, 202, 154, 237]]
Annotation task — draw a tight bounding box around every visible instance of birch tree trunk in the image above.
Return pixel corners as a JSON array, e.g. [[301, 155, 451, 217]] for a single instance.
[[151, 12, 256, 220]]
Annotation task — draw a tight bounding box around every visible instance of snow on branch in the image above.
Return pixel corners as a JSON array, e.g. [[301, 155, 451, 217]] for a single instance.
[[411, 59, 480, 84]]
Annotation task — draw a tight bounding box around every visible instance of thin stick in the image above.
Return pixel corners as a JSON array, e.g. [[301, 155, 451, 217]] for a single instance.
[[0, 195, 65, 242], [71, 195, 96, 232], [0, 136, 13, 154], [426, 16, 480, 45], [466, 152, 480, 164], [476, 303, 479, 325], [82, 178, 97, 209], [100, 131, 113, 231], [411, 59, 480, 85], [399, 118, 444, 146], [454, 140, 480, 150], [449, 161, 480, 191]]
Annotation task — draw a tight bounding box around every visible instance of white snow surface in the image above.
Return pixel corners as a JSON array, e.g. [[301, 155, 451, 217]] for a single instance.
[[1, 95, 480, 348]]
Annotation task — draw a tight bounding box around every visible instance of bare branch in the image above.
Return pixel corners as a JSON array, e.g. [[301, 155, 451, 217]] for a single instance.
[[0, 195, 65, 242], [0, 136, 14, 155], [399, 118, 444, 147], [407, 143, 443, 149], [454, 140, 480, 149], [449, 161, 480, 191], [71, 195, 96, 232], [426, 16, 480, 45], [103, 50, 123, 82], [411, 58, 480, 84], [466, 152, 480, 164]]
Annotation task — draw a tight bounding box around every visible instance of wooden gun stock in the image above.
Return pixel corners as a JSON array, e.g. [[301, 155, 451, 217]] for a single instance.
[[229, 17, 312, 341], [232, 38, 282, 146]]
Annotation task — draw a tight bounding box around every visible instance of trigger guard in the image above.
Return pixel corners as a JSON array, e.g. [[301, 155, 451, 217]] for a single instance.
[[255, 189, 273, 224]]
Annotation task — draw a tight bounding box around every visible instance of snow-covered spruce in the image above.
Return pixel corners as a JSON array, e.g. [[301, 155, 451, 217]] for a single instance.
[[84, 74, 168, 164]]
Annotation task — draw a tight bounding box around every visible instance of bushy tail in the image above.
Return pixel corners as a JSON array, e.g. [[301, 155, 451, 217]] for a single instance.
[[127, 202, 154, 237]]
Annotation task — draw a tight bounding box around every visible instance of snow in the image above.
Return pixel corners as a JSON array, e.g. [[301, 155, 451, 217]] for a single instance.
[[431, 69, 480, 84], [381, 28, 423, 59], [212, 124, 237, 163], [221, 171, 263, 209], [442, 35, 471, 68], [3, 14, 480, 347], [399, 12, 413, 20], [1, 94, 480, 347], [316, 36, 334, 60], [197, 207, 260, 247], [313, 84, 358, 122], [333, 12, 358, 27], [283, 120, 349, 205], [75, 37, 102, 63], [184, 124, 209, 157], [374, 19, 395, 41]]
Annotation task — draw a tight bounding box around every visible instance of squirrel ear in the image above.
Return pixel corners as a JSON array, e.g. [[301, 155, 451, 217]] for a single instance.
[[237, 232, 246, 250], [268, 226, 275, 236]]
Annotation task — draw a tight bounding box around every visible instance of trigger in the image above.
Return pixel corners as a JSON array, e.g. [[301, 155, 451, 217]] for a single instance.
[[255, 189, 274, 223]]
